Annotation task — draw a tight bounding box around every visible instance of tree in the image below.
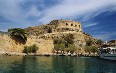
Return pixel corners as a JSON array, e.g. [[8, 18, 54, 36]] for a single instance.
[[64, 34, 74, 44], [32, 44, 39, 53], [8, 28, 27, 44], [68, 44, 77, 53], [54, 44, 65, 50], [64, 34, 74, 48], [64, 41, 68, 48], [54, 39, 65, 51], [23, 46, 29, 54], [23, 44, 39, 54], [53, 34, 76, 53], [97, 39, 103, 45], [53, 39, 64, 44], [85, 46, 98, 53], [86, 39, 93, 46], [90, 46, 98, 53]]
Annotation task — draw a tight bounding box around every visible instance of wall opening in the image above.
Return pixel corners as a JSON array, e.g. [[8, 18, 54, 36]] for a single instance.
[[71, 24, 73, 26], [66, 23, 68, 26], [47, 27, 52, 33], [79, 25, 81, 28]]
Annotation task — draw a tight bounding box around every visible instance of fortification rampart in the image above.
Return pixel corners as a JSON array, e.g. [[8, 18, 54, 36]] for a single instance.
[[0, 34, 54, 54]]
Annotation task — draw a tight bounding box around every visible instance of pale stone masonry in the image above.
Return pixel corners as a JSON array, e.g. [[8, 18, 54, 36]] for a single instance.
[[39, 20, 86, 47], [48, 20, 82, 33], [0, 34, 54, 54]]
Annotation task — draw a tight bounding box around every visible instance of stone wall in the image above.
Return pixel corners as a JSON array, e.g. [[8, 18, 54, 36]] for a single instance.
[[0, 34, 54, 54], [39, 31, 86, 46], [25, 20, 83, 36], [49, 20, 82, 32]]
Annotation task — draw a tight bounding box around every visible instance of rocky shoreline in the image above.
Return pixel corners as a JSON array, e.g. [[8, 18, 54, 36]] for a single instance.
[[0, 52, 27, 56], [0, 52, 99, 57]]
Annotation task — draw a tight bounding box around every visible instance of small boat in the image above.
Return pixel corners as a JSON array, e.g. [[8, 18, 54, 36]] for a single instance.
[[99, 46, 116, 60]]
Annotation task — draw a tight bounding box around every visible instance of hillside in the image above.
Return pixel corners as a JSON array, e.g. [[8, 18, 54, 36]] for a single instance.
[[25, 20, 98, 46], [0, 20, 105, 54]]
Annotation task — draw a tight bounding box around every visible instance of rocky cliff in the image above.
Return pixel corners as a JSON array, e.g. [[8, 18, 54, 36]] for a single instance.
[[0, 33, 54, 54]]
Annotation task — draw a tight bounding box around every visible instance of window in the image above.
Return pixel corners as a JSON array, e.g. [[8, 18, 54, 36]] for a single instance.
[[79, 25, 81, 28], [75, 25, 77, 27], [66, 23, 68, 26], [47, 27, 52, 33], [71, 24, 73, 26]]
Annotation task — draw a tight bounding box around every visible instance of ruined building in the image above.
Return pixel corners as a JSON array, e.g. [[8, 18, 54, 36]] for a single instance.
[[48, 20, 82, 33], [36, 20, 86, 47], [25, 20, 87, 49]]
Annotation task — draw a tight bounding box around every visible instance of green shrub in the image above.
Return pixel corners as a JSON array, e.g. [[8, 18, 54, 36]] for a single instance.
[[53, 34, 77, 52], [54, 43, 77, 52], [85, 46, 98, 53], [64, 44, 77, 52], [69, 44, 77, 51], [64, 34, 74, 44], [31, 44, 38, 53], [86, 39, 93, 46], [96, 39, 103, 45], [23, 44, 39, 53], [23, 46, 29, 54], [53, 39, 64, 44], [54, 44, 65, 51]]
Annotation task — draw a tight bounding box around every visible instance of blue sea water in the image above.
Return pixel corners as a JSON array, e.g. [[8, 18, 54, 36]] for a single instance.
[[0, 56, 116, 73]]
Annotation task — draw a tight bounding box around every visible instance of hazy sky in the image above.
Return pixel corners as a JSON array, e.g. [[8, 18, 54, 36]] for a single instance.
[[0, 0, 116, 41]]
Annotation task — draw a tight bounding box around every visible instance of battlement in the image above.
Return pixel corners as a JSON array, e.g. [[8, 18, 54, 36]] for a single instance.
[[49, 19, 80, 24]]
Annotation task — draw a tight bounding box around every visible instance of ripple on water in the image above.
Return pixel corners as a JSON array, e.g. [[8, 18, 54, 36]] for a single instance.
[[0, 56, 116, 73]]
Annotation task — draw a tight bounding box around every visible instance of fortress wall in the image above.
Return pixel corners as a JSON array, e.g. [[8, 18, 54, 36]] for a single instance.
[[40, 31, 86, 46], [58, 21, 81, 28], [42, 31, 78, 39], [0, 34, 54, 54], [49, 20, 82, 32]]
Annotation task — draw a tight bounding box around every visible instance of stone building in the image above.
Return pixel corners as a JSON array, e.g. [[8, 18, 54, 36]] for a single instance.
[[48, 20, 82, 33]]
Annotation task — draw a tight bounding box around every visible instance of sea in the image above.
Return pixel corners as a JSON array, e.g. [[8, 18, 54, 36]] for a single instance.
[[0, 56, 116, 73]]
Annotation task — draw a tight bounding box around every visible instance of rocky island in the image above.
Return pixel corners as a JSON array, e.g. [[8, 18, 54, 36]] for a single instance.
[[0, 19, 114, 56]]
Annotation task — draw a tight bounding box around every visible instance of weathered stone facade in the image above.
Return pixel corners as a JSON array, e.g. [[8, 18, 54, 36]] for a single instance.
[[38, 20, 86, 47], [48, 20, 82, 33]]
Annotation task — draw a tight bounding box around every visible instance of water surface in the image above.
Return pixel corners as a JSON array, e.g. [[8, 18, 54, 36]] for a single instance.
[[0, 56, 116, 73]]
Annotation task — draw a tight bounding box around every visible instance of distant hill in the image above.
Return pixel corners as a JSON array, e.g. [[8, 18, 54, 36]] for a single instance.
[[108, 40, 116, 46]]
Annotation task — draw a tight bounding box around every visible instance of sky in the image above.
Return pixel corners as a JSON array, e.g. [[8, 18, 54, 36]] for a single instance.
[[0, 0, 116, 41]]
